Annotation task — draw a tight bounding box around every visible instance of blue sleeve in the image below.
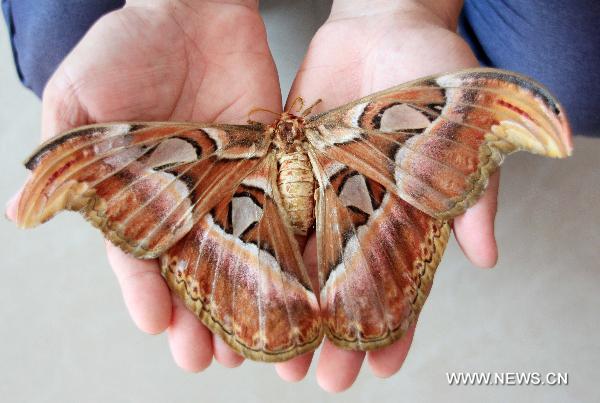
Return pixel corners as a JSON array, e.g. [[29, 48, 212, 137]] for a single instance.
[[3, 0, 598, 136], [2, 0, 124, 97], [459, 0, 600, 136]]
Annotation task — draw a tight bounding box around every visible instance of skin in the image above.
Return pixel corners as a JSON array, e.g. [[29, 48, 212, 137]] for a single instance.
[[5, 0, 499, 393]]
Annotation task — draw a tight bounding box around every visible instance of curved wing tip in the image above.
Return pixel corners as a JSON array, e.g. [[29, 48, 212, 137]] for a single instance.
[[561, 119, 574, 157], [14, 202, 44, 229], [550, 109, 573, 158], [12, 194, 33, 228], [14, 212, 38, 229]]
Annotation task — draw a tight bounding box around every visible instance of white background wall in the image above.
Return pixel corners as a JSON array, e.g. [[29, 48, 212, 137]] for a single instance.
[[1, 1, 599, 402]]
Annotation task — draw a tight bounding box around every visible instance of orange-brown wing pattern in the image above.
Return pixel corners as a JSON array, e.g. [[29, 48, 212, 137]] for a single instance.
[[160, 152, 322, 361], [308, 148, 450, 350], [306, 68, 572, 219], [16, 122, 270, 257], [14, 67, 573, 362], [17, 122, 322, 361]]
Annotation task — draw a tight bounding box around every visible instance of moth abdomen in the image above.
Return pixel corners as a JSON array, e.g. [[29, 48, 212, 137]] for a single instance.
[[277, 149, 315, 235]]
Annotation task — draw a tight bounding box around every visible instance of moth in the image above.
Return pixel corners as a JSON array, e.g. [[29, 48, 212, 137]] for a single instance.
[[15, 68, 572, 362]]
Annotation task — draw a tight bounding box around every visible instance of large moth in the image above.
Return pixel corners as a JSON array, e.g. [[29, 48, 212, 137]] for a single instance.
[[15, 68, 571, 362]]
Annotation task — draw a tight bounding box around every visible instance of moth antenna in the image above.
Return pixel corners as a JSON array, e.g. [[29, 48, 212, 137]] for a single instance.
[[287, 97, 305, 114], [247, 107, 281, 123], [301, 99, 323, 117]]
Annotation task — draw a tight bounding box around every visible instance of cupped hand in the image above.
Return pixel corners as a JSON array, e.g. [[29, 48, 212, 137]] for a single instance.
[[279, 0, 499, 392], [6, 0, 282, 373]]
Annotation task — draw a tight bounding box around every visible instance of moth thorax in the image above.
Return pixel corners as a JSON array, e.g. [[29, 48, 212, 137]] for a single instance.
[[277, 150, 315, 235]]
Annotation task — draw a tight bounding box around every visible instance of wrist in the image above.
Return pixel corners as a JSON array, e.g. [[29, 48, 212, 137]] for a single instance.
[[330, 0, 463, 31]]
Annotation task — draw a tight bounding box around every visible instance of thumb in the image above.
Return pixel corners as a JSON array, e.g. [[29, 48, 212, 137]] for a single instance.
[[453, 170, 500, 268], [5, 189, 22, 222], [5, 73, 89, 222], [41, 72, 91, 141]]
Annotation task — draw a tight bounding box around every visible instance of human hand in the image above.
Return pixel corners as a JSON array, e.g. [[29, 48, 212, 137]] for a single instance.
[[279, 0, 499, 391], [6, 0, 500, 391], [5, 0, 285, 373]]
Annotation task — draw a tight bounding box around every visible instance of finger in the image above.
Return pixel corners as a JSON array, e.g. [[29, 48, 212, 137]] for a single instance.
[[5, 189, 22, 222], [453, 170, 500, 268], [41, 74, 90, 141], [212, 334, 244, 368], [106, 242, 172, 334], [316, 339, 365, 393], [275, 352, 314, 382], [367, 324, 415, 378], [167, 295, 213, 372]]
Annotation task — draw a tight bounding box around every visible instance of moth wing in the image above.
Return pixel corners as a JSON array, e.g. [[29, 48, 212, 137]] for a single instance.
[[308, 147, 450, 350], [304, 67, 571, 350], [161, 152, 322, 361], [17, 122, 271, 257], [305, 68, 572, 219]]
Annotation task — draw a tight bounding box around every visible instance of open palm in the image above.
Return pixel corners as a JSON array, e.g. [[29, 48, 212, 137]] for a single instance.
[[25, 1, 282, 372], [282, 4, 500, 391]]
